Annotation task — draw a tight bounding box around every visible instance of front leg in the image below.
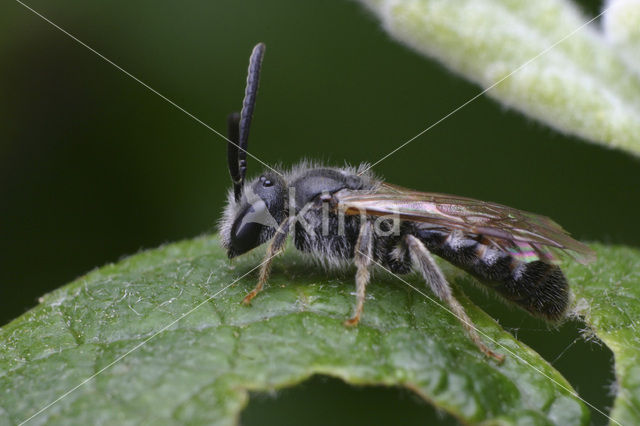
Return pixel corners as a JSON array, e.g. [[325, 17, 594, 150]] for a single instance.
[[345, 221, 373, 326], [242, 217, 293, 305]]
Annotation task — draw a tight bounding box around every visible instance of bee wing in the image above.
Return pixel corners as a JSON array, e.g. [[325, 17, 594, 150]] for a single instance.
[[335, 183, 596, 264]]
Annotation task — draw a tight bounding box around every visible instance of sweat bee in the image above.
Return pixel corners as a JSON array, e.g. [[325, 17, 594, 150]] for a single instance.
[[219, 43, 595, 362]]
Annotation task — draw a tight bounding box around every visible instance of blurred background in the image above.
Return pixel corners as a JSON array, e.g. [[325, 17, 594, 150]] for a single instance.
[[2, 0, 637, 424]]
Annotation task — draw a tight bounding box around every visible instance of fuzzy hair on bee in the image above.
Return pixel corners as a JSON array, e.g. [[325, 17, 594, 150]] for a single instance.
[[218, 43, 595, 363]]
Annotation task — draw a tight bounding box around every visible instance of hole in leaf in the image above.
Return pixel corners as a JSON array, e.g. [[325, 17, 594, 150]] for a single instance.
[[464, 285, 616, 425], [241, 375, 458, 426]]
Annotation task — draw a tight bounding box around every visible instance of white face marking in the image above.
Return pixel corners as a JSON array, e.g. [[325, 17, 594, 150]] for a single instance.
[[238, 198, 279, 230]]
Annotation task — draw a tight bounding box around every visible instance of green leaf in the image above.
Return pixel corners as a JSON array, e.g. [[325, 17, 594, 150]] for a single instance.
[[356, 0, 640, 156], [0, 235, 600, 425], [566, 243, 640, 425]]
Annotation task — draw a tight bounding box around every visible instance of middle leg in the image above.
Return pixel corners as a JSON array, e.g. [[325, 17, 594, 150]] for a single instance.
[[345, 221, 373, 326]]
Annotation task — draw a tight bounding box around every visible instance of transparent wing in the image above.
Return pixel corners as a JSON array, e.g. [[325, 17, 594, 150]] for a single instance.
[[335, 183, 595, 264]]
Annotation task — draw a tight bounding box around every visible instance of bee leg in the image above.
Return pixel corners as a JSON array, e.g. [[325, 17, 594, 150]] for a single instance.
[[242, 217, 293, 305], [405, 235, 505, 363], [345, 221, 373, 327]]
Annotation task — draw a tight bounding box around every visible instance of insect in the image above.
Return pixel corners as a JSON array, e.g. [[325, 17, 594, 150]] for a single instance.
[[219, 43, 596, 362]]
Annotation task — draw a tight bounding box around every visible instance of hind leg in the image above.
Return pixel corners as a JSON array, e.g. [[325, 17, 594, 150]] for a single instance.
[[405, 235, 504, 362], [345, 221, 373, 326]]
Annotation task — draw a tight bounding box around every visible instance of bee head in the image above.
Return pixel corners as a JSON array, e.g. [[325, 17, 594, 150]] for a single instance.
[[220, 172, 287, 258]]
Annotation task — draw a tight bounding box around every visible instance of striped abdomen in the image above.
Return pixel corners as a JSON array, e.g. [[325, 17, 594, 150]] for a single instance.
[[417, 228, 569, 321]]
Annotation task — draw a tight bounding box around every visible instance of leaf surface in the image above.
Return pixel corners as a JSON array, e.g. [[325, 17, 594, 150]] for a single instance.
[[566, 244, 640, 425], [0, 235, 603, 425]]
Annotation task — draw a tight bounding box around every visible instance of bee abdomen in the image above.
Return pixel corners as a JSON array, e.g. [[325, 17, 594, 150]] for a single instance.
[[494, 260, 569, 321], [417, 229, 569, 321]]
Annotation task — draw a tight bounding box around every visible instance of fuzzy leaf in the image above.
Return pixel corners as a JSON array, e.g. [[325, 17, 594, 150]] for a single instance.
[[603, 0, 640, 75], [0, 235, 597, 425], [356, 0, 640, 155]]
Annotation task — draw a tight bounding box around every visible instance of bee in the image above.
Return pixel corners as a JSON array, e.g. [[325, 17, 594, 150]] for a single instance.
[[219, 43, 596, 362]]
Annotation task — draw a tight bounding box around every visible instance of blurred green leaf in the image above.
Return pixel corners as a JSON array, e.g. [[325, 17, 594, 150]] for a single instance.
[[603, 0, 640, 75], [357, 0, 640, 155], [0, 235, 592, 425]]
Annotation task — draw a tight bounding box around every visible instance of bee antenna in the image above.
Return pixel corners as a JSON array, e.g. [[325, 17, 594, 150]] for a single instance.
[[227, 112, 241, 200], [227, 42, 266, 202]]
